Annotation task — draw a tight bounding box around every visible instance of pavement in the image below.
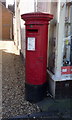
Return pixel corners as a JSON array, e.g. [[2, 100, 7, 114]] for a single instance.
[[0, 40, 40, 119], [0, 50, 2, 120], [2, 97, 72, 119], [0, 40, 72, 119], [36, 97, 72, 118]]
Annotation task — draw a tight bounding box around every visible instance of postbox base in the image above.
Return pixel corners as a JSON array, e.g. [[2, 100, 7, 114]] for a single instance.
[[25, 82, 47, 103]]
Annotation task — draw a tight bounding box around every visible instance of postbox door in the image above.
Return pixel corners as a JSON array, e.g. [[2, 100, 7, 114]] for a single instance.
[[26, 25, 48, 85]]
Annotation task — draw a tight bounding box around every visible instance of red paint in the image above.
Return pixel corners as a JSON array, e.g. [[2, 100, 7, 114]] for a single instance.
[[61, 66, 72, 74], [21, 13, 53, 85]]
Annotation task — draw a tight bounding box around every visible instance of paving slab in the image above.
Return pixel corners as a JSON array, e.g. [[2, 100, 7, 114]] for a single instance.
[[36, 97, 72, 118]]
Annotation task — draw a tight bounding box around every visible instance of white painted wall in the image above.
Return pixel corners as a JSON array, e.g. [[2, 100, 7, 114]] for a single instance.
[[55, 2, 66, 80], [20, 0, 34, 57], [14, 0, 34, 57], [36, 0, 66, 81]]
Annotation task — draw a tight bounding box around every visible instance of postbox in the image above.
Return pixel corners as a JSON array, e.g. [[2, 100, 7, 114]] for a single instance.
[[21, 12, 53, 102]]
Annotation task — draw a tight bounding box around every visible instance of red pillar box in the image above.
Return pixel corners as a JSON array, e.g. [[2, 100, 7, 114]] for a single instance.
[[21, 13, 53, 102]]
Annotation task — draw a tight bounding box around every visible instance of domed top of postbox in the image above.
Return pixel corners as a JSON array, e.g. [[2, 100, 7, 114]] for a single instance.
[[21, 12, 53, 25]]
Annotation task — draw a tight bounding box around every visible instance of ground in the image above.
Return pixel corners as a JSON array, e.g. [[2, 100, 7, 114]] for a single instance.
[[0, 41, 40, 119], [0, 40, 72, 119]]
